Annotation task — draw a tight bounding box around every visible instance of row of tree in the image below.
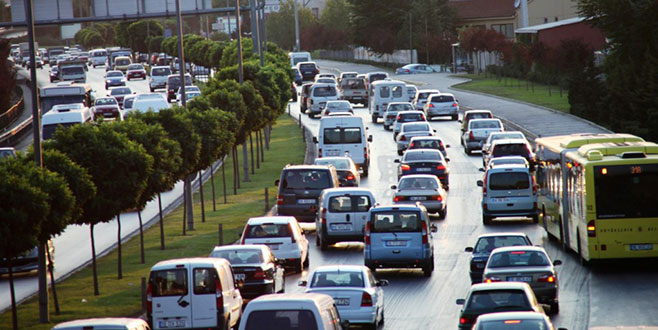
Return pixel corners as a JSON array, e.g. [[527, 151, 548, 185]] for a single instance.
[[0, 36, 292, 329]]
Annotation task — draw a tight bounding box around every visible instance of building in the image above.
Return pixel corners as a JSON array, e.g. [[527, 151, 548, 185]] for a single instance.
[[264, 0, 326, 18], [515, 17, 605, 51]]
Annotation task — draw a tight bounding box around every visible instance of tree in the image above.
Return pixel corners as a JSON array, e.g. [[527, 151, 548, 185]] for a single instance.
[[348, 0, 412, 54], [45, 123, 152, 294], [127, 20, 164, 53], [114, 21, 133, 48], [148, 36, 165, 54], [265, 0, 317, 50], [0, 38, 16, 113]]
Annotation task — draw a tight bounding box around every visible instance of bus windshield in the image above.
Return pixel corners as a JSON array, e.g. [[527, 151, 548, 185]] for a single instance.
[[41, 95, 87, 112], [594, 164, 658, 219]]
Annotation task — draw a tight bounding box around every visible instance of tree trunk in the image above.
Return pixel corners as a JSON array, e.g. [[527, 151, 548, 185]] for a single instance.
[[158, 193, 165, 250], [259, 129, 265, 163], [138, 210, 145, 264], [198, 170, 206, 223], [249, 133, 255, 174], [222, 160, 228, 203], [265, 125, 271, 150], [185, 174, 194, 231], [8, 257, 18, 330], [242, 143, 250, 182], [182, 189, 187, 235], [90, 224, 99, 295], [46, 243, 60, 315], [38, 241, 48, 323], [210, 164, 216, 211], [255, 130, 260, 168], [117, 214, 122, 279]]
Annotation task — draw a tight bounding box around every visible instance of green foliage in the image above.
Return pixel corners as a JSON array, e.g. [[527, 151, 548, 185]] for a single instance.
[[127, 20, 164, 53], [0, 38, 16, 112], [186, 108, 237, 170], [114, 22, 132, 48], [161, 36, 179, 58], [210, 32, 230, 42], [45, 124, 153, 224], [200, 79, 248, 144], [348, 0, 411, 54], [265, 0, 317, 51], [148, 36, 164, 53], [206, 41, 226, 69]]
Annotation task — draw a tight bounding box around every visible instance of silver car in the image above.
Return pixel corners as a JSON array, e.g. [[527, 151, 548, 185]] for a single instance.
[[383, 102, 414, 130], [424, 93, 459, 121], [321, 100, 354, 116], [396, 122, 435, 155], [391, 175, 447, 218], [393, 110, 427, 139], [413, 89, 440, 111]]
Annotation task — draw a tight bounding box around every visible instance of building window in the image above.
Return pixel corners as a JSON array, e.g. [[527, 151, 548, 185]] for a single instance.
[[491, 24, 514, 38], [555, 17, 558, 22]]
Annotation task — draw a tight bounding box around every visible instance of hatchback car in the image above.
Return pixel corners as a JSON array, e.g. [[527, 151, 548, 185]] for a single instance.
[[391, 175, 447, 218], [92, 97, 122, 120], [393, 110, 427, 138], [464, 232, 533, 284], [383, 102, 414, 130], [408, 136, 450, 157], [484, 156, 530, 170], [396, 149, 450, 189], [314, 157, 360, 187], [484, 139, 536, 170], [472, 312, 566, 330], [481, 131, 527, 157], [166, 74, 193, 102], [297, 61, 319, 81], [209, 244, 285, 299], [456, 282, 545, 330], [107, 86, 133, 108], [460, 109, 494, 132], [321, 100, 354, 117], [483, 246, 562, 314], [104, 70, 126, 89], [240, 216, 309, 273], [364, 204, 437, 276], [462, 118, 505, 154], [126, 63, 146, 80], [299, 265, 387, 328], [412, 89, 440, 111], [424, 93, 459, 121], [395, 63, 434, 74], [396, 122, 436, 155], [316, 188, 375, 250], [275, 164, 340, 222]]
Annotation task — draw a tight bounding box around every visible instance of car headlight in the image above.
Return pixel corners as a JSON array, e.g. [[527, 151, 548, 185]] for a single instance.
[[106, 80, 111, 83]]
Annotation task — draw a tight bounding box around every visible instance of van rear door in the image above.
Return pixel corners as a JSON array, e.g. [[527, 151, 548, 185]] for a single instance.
[[150, 267, 193, 329], [321, 118, 366, 165], [486, 170, 534, 212], [369, 210, 424, 261], [190, 267, 220, 328]]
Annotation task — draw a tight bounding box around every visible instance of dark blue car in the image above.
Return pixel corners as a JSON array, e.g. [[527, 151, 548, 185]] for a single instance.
[[395, 149, 450, 189], [292, 68, 303, 85], [464, 233, 532, 283]]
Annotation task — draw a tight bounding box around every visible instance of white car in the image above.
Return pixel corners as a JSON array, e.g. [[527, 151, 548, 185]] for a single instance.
[[240, 216, 309, 273], [321, 100, 353, 116], [130, 93, 171, 114], [299, 265, 387, 329], [396, 122, 436, 155]]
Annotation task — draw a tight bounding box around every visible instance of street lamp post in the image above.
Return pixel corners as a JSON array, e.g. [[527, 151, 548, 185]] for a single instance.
[[293, 0, 300, 51]]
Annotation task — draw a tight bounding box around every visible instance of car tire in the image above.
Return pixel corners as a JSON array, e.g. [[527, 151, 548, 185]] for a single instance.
[[104, 84, 108, 90], [439, 208, 447, 219], [383, 124, 389, 130], [422, 260, 433, 277], [279, 276, 285, 293], [532, 213, 539, 224], [127, 77, 130, 81], [150, 87, 154, 93], [452, 114, 458, 121], [465, 147, 471, 155], [549, 301, 560, 315], [483, 215, 492, 225], [362, 164, 369, 177], [397, 150, 403, 156], [294, 259, 303, 274], [319, 234, 328, 250], [371, 115, 377, 123], [379, 308, 385, 326], [303, 253, 310, 268]]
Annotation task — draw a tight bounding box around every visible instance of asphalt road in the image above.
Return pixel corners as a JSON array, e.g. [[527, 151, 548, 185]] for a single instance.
[[277, 62, 658, 329]]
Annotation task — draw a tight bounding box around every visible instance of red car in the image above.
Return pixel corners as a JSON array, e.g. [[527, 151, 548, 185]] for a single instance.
[[126, 64, 146, 80], [92, 97, 122, 120], [107, 87, 133, 108]]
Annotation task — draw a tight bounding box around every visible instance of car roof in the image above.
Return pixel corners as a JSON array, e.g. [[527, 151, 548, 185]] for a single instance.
[[491, 138, 529, 146], [284, 164, 334, 171], [211, 244, 268, 253], [465, 109, 493, 114], [247, 216, 297, 225], [52, 318, 148, 329], [398, 110, 424, 115], [321, 187, 373, 195], [327, 112, 354, 116], [398, 174, 440, 180], [470, 282, 532, 292], [429, 92, 455, 98], [314, 156, 355, 163], [401, 121, 430, 127], [417, 89, 440, 93], [486, 163, 530, 171], [490, 246, 547, 254], [409, 136, 443, 141], [312, 265, 368, 273], [388, 102, 413, 106], [475, 232, 529, 240], [404, 148, 441, 155], [475, 311, 549, 322], [371, 203, 425, 211], [151, 257, 228, 270], [248, 292, 334, 307]]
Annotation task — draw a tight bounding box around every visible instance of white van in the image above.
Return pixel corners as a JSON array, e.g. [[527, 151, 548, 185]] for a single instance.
[[368, 79, 408, 123], [88, 48, 108, 68], [52, 318, 150, 330], [238, 293, 348, 330], [314, 116, 373, 176], [316, 187, 376, 250], [288, 51, 312, 67], [41, 103, 93, 140], [147, 258, 243, 330]]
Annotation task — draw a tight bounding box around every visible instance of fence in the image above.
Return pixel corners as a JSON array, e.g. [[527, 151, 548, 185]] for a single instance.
[[0, 89, 24, 131], [318, 47, 417, 65]]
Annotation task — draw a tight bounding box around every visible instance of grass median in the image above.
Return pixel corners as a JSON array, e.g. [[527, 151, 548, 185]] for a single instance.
[[1, 114, 306, 330], [452, 74, 570, 113]]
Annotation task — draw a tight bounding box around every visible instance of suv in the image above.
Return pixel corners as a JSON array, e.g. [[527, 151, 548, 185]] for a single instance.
[[240, 216, 309, 273], [483, 138, 536, 170], [275, 165, 340, 222], [460, 109, 493, 133], [464, 232, 533, 284], [424, 93, 459, 121], [477, 164, 539, 224], [364, 204, 437, 277], [297, 61, 319, 81], [166, 74, 192, 102], [149, 66, 171, 92]]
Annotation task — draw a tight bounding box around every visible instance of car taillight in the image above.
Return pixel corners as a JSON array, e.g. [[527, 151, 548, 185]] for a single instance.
[[433, 195, 443, 201], [405, 69, 410, 73], [321, 207, 327, 224], [215, 278, 223, 311], [428, 103, 434, 108], [460, 317, 472, 325], [276, 194, 284, 205], [484, 276, 501, 283], [469, 131, 475, 141], [409, 142, 415, 148], [313, 68, 319, 74], [482, 176, 488, 197], [146, 281, 153, 314], [401, 164, 411, 171], [421, 115, 426, 120], [364, 147, 368, 160], [394, 196, 406, 202], [452, 102, 458, 107], [587, 220, 596, 237], [400, 135, 407, 141], [318, 148, 322, 158], [253, 269, 267, 280], [436, 164, 446, 170], [439, 141, 444, 148], [422, 221, 428, 244], [289, 223, 297, 243], [538, 274, 556, 283], [240, 225, 248, 244], [346, 174, 355, 180], [360, 292, 373, 307], [397, 115, 402, 121], [364, 221, 371, 245]]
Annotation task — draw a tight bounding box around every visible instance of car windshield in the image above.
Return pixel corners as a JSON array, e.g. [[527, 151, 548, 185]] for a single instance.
[[474, 236, 530, 253], [95, 98, 117, 105], [310, 271, 364, 288], [244, 223, 291, 238], [371, 211, 422, 232], [210, 249, 263, 265], [466, 290, 530, 312], [489, 172, 530, 190], [472, 121, 501, 129], [403, 123, 431, 132], [488, 250, 550, 267], [313, 86, 337, 97], [315, 158, 351, 170], [245, 310, 318, 330], [152, 67, 171, 75], [403, 151, 441, 162], [281, 169, 331, 189], [107, 72, 123, 77], [477, 319, 547, 330], [398, 177, 439, 190]]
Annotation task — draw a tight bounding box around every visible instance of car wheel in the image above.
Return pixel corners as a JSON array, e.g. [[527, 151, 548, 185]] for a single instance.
[[303, 252, 310, 268], [532, 213, 539, 224], [452, 114, 458, 121], [397, 150, 403, 156], [549, 301, 560, 315], [439, 207, 447, 219], [127, 77, 130, 81], [371, 115, 377, 123], [150, 87, 154, 93], [465, 147, 471, 155], [422, 260, 433, 277], [279, 276, 285, 293], [105, 84, 108, 90], [383, 124, 389, 130], [483, 215, 492, 225], [294, 259, 303, 273], [362, 164, 369, 177]]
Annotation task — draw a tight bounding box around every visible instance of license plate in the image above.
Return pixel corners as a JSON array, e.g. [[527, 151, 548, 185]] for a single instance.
[[491, 198, 510, 203], [630, 244, 653, 251], [234, 273, 246, 281], [334, 298, 350, 306], [266, 244, 279, 250], [331, 224, 353, 231], [410, 196, 427, 201], [159, 320, 186, 328], [298, 199, 316, 204], [386, 240, 406, 247], [417, 168, 432, 172], [326, 150, 341, 156], [507, 276, 532, 282]]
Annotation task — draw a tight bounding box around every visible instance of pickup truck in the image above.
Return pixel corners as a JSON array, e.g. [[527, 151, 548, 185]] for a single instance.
[[461, 118, 504, 155], [339, 77, 367, 105]]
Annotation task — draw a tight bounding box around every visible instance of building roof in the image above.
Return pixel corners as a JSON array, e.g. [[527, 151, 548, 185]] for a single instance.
[[450, 0, 517, 20], [515, 17, 586, 34]]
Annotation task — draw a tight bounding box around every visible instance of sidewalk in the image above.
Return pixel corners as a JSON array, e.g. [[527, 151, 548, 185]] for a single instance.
[[316, 59, 611, 138]]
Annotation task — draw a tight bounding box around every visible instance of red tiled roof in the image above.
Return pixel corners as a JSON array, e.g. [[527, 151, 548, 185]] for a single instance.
[[449, 0, 517, 20]]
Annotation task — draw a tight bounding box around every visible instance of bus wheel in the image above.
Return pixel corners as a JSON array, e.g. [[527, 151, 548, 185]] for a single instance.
[[577, 232, 589, 266], [558, 216, 566, 250]]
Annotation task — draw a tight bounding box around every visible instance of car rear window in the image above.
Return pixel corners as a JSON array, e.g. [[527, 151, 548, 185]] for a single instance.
[[342, 78, 365, 89], [299, 63, 316, 70], [392, 86, 404, 97], [245, 310, 318, 330], [399, 113, 424, 122], [467, 112, 493, 120], [398, 177, 439, 190], [403, 123, 431, 132], [328, 195, 371, 212], [488, 250, 550, 267], [323, 127, 362, 144], [281, 169, 331, 189], [403, 151, 441, 162], [466, 290, 530, 311], [313, 86, 337, 97], [371, 211, 422, 232], [472, 121, 501, 129], [315, 158, 351, 170], [488, 172, 530, 190], [389, 103, 412, 111], [477, 319, 547, 329], [149, 269, 188, 297], [310, 271, 364, 288], [152, 67, 170, 75], [210, 249, 263, 265], [474, 236, 530, 253], [410, 139, 443, 150], [370, 74, 387, 82], [245, 223, 292, 238], [193, 268, 218, 294], [431, 95, 454, 103], [492, 143, 530, 158]]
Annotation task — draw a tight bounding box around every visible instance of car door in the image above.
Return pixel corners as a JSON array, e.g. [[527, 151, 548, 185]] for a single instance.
[[352, 195, 373, 235], [223, 266, 242, 325], [190, 267, 220, 328], [370, 212, 423, 261], [151, 267, 193, 329]]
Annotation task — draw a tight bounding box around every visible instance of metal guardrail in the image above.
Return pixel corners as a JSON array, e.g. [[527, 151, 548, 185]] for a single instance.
[[0, 97, 23, 130]]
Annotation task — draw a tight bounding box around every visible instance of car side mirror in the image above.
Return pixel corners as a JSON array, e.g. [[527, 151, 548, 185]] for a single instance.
[[445, 158, 450, 162], [433, 129, 437, 133], [465, 247, 474, 252], [312, 137, 318, 143], [430, 224, 438, 233], [274, 179, 280, 186], [297, 280, 308, 287], [390, 185, 397, 190], [456, 298, 465, 305], [479, 168, 485, 172], [394, 159, 400, 163], [477, 180, 483, 187], [368, 135, 373, 142], [376, 279, 389, 287], [445, 144, 451, 148], [553, 260, 563, 266]]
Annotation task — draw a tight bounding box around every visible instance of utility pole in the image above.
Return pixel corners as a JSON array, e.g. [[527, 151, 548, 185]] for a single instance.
[[236, 0, 244, 84], [293, 0, 300, 51], [409, 11, 413, 64], [226, 0, 232, 38], [250, 0, 264, 65]]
